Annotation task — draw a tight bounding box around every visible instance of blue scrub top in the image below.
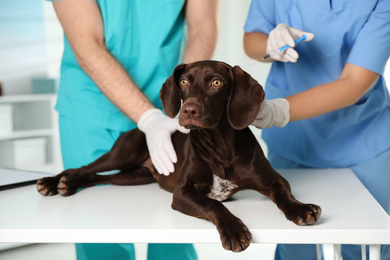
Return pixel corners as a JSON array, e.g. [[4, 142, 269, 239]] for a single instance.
[[55, 0, 186, 131], [245, 0, 390, 167]]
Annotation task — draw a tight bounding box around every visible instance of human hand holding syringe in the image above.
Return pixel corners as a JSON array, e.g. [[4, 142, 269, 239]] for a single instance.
[[263, 24, 314, 62]]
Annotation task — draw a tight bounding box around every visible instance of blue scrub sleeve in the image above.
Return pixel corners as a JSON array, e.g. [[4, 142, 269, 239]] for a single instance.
[[347, 0, 390, 75], [244, 0, 276, 34]]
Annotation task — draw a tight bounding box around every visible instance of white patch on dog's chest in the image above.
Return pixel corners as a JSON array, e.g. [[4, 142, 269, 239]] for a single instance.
[[207, 175, 238, 202]]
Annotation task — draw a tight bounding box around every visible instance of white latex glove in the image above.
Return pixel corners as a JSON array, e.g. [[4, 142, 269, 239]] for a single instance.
[[251, 99, 290, 129], [138, 108, 190, 176], [267, 23, 314, 62]]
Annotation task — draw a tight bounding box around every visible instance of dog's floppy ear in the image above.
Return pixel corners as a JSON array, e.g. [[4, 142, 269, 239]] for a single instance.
[[227, 66, 265, 130], [160, 64, 186, 118]]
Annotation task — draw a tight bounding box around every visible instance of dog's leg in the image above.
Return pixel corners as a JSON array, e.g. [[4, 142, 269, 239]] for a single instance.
[[37, 129, 154, 196], [171, 182, 252, 252], [253, 168, 321, 226], [54, 167, 156, 196], [37, 153, 133, 196], [268, 176, 321, 225], [37, 165, 154, 197]]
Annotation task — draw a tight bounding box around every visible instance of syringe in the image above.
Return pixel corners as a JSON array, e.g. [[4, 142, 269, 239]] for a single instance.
[[262, 34, 307, 60]]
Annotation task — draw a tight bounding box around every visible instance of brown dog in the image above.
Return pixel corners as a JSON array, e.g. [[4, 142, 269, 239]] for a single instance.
[[37, 60, 321, 252]]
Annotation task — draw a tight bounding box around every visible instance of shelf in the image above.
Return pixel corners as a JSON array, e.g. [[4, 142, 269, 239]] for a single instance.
[[16, 163, 63, 174], [0, 243, 29, 251], [0, 129, 55, 141], [0, 94, 56, 103], [0, 93, 62, 171]]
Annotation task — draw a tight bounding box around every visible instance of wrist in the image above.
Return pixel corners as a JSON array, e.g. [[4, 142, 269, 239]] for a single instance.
[[137, 108, 163, 132], [272, 98, 290, 127]]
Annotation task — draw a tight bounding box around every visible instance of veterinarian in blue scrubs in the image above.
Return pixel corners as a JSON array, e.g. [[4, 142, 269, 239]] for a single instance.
[[243, 1, 390, 260], [49, 0, 217, 259]]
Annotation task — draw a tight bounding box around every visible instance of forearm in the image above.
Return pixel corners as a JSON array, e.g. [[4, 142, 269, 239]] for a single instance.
[[182, 25, 217, 63], [76, 45, 154, 123], [243, 32, 269, 62], [182, 0, 218, 63], [287, 80, 362, 121], [53, 0, 154, 124], [286, 64, 379, 121]]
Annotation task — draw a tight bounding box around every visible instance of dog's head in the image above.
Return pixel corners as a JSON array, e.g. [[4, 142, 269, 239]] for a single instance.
[[160, 60, 265, 130]]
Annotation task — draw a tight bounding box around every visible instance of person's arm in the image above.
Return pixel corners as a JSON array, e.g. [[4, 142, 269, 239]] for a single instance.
[[52, 0, 188, 176], [182, 0, 218, 63], [287, 63, 379, 121], [246, 24, 379, 127], [251, 63, 379, 128], [52, 0, 154, 123]]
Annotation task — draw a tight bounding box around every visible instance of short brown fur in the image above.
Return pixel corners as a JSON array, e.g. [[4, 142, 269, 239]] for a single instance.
[[37, 61, 321, 252]]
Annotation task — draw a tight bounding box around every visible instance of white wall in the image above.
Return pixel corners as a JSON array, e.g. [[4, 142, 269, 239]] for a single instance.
[[0, 0, 48, 95], [0, 1, 62, 95], [42, 1, 63, 79], [212, 0, 271, 150], [213, 0, 271, 86], [385, 60, 390, 89]]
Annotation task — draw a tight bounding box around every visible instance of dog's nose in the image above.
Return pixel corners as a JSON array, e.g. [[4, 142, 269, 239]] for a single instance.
[[182, 104, 200, 119]]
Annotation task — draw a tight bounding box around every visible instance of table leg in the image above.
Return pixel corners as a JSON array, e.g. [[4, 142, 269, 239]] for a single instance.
[[334, 244, 342, 260], [322, 244, 342, 260], [369, 245, 381, 260], [361, 245, 367, 260], [316, 244, 322, 260]]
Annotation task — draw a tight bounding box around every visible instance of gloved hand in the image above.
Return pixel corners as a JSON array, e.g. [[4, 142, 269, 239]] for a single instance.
[[251, 98, 290, 129], [267, 23, 314, 62], [138, 108, 190, 176]]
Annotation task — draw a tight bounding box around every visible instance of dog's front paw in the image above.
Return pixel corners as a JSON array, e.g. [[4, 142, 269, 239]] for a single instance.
[[37, 176, 61, 196], [37, 169, 81, 197], [285, 203, 321, 226], [218, 217, 252, 252], [56, 175, 79, 196]]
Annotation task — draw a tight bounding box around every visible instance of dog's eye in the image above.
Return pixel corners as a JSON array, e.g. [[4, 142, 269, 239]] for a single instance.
[[212, 80, 222, 87], [180, 79, 189, 87]]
